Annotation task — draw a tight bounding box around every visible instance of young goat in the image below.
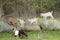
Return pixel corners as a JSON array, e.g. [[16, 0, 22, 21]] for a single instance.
[[12, 28, 28, 38], [40, 11, 54, 19]]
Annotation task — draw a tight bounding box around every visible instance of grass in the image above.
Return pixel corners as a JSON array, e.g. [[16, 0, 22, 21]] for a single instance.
[[0, 30, 60, 40]]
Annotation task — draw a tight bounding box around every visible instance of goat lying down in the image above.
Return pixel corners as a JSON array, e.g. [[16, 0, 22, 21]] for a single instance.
[[28, 18, 38, 24], [17, 19, 25, 28], [7, 17, 19, 25], [40, 11, 54, 19], [12, 28, 28, 38]]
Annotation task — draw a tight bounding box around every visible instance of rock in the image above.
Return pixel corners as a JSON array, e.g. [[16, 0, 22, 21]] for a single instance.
[[40, 20, 60, 30], [0, 20, 22, 32]]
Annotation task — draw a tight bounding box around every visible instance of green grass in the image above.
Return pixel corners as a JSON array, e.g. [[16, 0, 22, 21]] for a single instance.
[[0, 30, 60, 40]]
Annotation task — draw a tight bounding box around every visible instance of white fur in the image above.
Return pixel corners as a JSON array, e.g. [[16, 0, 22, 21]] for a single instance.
[[14, 30, 19, 36], [40, 11, 53, 19], [17, 19, 25, 28], [28, 18, 37, 24]]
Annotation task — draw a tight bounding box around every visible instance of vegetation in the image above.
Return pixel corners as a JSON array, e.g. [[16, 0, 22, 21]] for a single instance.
[[0, 30, 60, 40], [0, 0, 60, 18]]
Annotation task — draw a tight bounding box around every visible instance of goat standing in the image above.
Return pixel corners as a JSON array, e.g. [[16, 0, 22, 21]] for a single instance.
[[12, 28, 28, 38], [40, 11, 54, 19]]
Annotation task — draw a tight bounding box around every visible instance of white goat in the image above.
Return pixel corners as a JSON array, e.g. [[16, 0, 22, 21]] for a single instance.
[[40, 11, 54, 19], [28, 18, 38, 24], [17, 19, 25, 28]]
